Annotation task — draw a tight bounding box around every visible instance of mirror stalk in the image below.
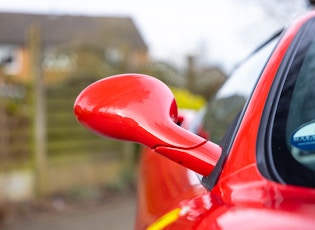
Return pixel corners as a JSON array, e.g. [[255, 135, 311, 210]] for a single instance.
[[155, 141, 221, 176]]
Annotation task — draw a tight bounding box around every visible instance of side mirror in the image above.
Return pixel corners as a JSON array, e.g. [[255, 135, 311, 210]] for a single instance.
[[74, 74, 221, 176]]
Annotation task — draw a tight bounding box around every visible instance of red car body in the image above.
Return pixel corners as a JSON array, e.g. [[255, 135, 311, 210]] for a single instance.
[[74, 9, 315, 230]]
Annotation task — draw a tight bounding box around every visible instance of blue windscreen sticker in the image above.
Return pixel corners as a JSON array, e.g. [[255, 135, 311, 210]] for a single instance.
[[291, 121, 315, 152]]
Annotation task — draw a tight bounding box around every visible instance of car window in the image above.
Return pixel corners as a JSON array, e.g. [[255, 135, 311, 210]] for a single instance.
[[200, 35, 279, 189], [270, 18, 315, 187], [203, 38, 278, 144]]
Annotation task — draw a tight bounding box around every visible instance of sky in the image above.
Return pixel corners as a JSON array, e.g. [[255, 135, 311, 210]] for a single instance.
[[0, 0, 310, 72]]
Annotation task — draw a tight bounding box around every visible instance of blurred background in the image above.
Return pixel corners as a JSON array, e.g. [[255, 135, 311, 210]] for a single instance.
[[0, 0, 311, 229]]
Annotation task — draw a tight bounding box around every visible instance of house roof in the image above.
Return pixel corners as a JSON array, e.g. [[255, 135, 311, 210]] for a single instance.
[[0, 12, 147, 50]]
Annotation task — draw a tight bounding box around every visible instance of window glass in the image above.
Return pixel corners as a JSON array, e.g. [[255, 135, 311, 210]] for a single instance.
[[0, 45, 21, 75], [203, 38, 278, 144], [271, 20, 315, 187]]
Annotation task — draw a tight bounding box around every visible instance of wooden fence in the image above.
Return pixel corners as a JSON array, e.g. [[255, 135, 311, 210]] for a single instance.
[[0, 73, 132, 200]]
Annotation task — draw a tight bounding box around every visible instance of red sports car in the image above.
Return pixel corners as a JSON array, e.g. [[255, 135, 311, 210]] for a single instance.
[[74, 9, 315, 230]]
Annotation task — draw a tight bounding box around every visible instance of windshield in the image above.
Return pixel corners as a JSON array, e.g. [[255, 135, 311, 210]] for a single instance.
[[268, 18, 315, 187], [287, 37, 315, 171], [203, 38, 278, 144]]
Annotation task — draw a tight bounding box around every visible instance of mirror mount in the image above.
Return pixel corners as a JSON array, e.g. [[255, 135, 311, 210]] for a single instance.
[[74, 74, 221, 176]]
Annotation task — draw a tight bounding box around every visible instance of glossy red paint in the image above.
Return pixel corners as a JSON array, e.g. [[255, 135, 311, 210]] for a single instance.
[[74, 74, 221, 176], [74, 10, 315, 230], [135, 147, 208, 229], [220, 10, 315, 178], [215, 10, 315, 205], [133, 11, 315, 229], [74, 74, 179, 147]]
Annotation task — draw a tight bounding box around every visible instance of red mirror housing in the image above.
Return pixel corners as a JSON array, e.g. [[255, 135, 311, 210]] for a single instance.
[[74, 74, 221, 176]]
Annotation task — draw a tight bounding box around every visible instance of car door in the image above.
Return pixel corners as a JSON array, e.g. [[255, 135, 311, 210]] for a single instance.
[[135, 16, 280, 230], [139, 10, 315, 230]]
